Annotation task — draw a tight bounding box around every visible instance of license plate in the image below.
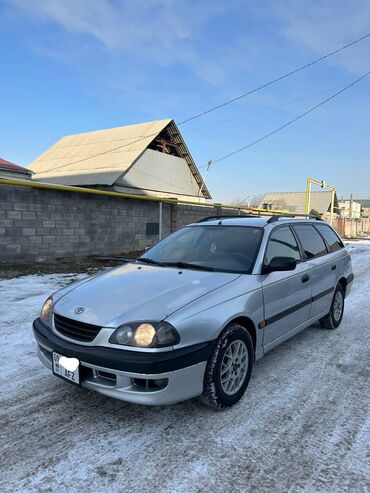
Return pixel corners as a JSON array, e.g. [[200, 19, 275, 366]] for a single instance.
[[52, 352, 80, 385]]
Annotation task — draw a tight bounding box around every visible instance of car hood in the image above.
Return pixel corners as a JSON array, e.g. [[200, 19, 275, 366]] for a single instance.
[[53, 263, 240, 327]]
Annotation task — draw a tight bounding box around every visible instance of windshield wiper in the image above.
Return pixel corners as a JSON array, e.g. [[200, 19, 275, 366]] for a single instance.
[[163, 261, 214, 271], [136, 257, 164, 266]]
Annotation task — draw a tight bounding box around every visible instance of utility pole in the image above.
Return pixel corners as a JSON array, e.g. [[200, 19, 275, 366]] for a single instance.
[[198, 159, 212, 197], [304, 176, 336, 225]]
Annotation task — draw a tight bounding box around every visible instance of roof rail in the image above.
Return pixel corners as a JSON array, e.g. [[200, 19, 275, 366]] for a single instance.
[[267, 213, 322, 223], [197, 214, 261, 223]]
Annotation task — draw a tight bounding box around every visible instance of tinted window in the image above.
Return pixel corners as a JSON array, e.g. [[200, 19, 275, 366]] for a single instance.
[[139, 225, 263, 273], [293, 225, 327, 259], [315, 224, 344, 252], [265, 226, 301, 263]]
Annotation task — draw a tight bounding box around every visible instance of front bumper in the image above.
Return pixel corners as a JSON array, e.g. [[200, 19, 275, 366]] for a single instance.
[[33, 318, 212, 405]]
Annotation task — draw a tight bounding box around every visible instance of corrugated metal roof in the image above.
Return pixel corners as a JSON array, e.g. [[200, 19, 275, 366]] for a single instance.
[[28, 119, 171, 186], [27, 119, 211, 198], [356, 199, 370, 208], [260, 191, 338, 215], [0, 157, 32, 175]]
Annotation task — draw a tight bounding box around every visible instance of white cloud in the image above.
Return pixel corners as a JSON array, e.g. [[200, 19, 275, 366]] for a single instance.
[[8, 0, 233, 82], [253, 0, 370, 74]]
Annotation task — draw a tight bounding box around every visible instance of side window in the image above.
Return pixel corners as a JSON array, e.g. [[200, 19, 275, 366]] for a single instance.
[[293, 225, 327, 259], [265, 226, 301, 264], [315, 224, 344, 252]]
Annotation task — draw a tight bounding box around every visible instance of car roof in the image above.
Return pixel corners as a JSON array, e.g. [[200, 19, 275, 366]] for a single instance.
[[191, 216, 324, 228]]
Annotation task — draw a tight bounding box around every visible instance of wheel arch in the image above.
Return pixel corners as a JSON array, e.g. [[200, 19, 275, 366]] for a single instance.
[[226, 316, 257, 357], [338, 276, 347, 296]]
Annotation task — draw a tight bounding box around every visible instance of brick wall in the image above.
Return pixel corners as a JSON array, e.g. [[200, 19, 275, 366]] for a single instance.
[[0, 184, 245, 263]]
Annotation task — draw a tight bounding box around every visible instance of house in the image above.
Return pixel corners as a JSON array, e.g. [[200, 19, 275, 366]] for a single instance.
[[338, 199, 362, 219], [28, 119, 211, 202], [357, 199, 370, 218], [259, 191, 339, 216], [0, 157, 32, 180]]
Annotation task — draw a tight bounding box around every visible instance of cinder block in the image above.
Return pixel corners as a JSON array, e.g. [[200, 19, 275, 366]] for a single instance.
[[29, 236, 43, 243], [0, 219, 13, 228], [30, 204, 43, 212], [43, 220, 55, 228], [14, 203, 29, 211], [6, 244, 21, 253], [7, 210, 22, 219], [7, 227, 22, 236], [22, 228, 36, 235], [22, 211, 36, 220], [0, 236, 14, 245]]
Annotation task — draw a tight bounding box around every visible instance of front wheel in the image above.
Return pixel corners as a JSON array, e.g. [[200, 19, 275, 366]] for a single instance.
[[201, 323, 254, 409], [319, 284, 345, 329]]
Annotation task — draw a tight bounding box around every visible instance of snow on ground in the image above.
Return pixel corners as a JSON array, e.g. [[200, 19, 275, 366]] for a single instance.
[[1, 242, 370, 493]]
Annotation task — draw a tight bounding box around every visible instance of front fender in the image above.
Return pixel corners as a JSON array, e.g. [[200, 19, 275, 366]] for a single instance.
[[167, 276, 264, 360]]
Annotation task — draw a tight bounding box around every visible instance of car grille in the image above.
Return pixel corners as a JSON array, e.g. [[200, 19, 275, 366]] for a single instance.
[[54, 314, 102, 342]]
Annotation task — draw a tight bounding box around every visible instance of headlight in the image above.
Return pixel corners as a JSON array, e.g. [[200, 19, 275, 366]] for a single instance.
[[109, 322, 180, 348], [40, 297, 53, 328]]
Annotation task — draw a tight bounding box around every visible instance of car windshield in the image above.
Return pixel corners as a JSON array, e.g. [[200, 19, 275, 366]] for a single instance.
[[138, 225, 263, 273]]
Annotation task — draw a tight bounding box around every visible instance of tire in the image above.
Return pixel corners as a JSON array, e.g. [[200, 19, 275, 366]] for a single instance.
[[201, 323, 254, 409], [319, 284, 345, 329]]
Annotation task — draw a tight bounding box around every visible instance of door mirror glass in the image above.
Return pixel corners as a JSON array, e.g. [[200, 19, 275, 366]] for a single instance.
[[263, 256, 297, 273]]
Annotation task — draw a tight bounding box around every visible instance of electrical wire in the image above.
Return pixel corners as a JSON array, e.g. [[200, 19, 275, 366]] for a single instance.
[[181, 84, 345, 133], [200, 70, 370, 167], [179, 32, 370, 124], [33, 33, 370, 176]]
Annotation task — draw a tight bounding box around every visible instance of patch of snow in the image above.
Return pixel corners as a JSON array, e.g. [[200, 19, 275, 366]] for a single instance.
[[0, 244, 370, 492]]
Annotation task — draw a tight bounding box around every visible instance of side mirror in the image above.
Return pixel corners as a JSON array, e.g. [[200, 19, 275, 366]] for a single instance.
[[263, 256, 297, 274]]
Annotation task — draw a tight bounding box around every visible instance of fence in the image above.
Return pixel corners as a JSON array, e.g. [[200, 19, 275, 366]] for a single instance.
[[331, 216, 370, 238], [0, 179, 269, 263], [1, 178, 367, 264]]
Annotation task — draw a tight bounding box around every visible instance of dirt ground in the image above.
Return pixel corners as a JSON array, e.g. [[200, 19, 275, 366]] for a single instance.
[[0, 242, 369, 492], [0, 254, 137, 279]]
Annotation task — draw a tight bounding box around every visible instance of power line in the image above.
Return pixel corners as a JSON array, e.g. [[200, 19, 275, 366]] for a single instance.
[[33, 129, 164, 175], [179, 32, 370, 125], [33, 33, 370, 176], [201, 70, 370, 167], [181, 84, 345, 133]]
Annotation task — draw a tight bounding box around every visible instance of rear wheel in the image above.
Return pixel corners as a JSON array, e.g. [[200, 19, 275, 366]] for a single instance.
[[201, 323, 254, 409], [319, 284, 345, 329]]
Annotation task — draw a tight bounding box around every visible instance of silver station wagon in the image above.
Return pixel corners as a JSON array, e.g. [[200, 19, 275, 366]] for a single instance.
[[33, 215, 354, 409]]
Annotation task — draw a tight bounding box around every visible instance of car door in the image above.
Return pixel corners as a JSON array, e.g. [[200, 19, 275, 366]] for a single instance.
[[262, 225, 311, 348], [292, 224, 335, 319]]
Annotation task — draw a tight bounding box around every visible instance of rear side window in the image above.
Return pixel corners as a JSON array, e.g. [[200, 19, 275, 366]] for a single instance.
[[315, 224, 344, 252], [265, 226, 301, 263], [293, 225, 327, 259]]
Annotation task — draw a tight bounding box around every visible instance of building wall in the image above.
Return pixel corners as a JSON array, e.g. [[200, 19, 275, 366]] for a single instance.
[[0, 170, 31, 181], [115, 148, 205, 201], [338, 200, 362, 219], [332, 216, 370, 237], [0, 184, 240, 263]]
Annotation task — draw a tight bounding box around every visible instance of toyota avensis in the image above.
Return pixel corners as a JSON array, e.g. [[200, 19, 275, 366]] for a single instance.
[[33, 215, 353, 409]]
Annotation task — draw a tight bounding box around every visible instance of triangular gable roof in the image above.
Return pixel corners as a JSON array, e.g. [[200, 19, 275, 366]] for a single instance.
[[260, 191, 338, 215], [0, 157, 32, 175], [28, 119, 211, 198]]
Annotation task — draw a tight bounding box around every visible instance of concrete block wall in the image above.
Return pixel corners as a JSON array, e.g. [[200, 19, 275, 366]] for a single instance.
[[0, 185, 171, 262], [0, 184, 249, 263]]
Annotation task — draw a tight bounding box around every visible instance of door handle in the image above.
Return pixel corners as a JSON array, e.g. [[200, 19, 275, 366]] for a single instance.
[[301, 274, 310, 283], [331, 264, 336, 271]]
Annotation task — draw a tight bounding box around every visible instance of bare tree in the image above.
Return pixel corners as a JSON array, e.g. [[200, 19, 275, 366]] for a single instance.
[[230, 194, 265, 209], [230, 197, 251, 208], [249, 194, 264, 208]]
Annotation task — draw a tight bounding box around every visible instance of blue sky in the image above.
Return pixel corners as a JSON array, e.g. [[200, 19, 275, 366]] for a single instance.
[[1, 0, 369, 202]]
